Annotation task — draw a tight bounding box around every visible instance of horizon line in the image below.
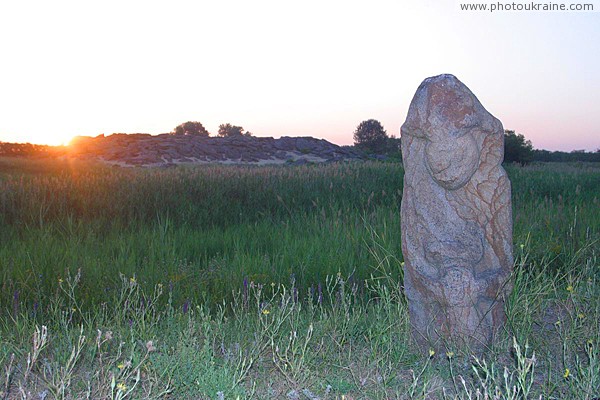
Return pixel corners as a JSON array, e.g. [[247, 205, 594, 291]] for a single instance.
[[1, 131, 598, 154]]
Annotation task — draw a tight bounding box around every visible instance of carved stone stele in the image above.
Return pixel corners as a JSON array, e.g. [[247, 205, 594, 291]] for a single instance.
[[400, 74, 513, 351]]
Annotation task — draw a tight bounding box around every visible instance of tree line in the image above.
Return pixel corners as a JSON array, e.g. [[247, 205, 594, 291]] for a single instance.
[[497, 129, 599, 164], [352, 119, 599, 164], [0, 142, 67, 157], [172, 121, 252, 137]]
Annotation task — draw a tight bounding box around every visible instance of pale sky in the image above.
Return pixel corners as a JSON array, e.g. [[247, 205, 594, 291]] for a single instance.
[[1, 0, 599, 151]]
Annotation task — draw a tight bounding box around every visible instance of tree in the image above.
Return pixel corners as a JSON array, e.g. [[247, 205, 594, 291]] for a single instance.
[[504, 130, 534, 164], [173, 121, 209, 136], [532, 149, 600, 162], [353, 119, 388, 153], [384, 135, 402, 160], [218, 123, 245, 137]]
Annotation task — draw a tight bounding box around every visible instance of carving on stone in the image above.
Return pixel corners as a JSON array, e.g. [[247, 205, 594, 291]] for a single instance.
[[400, 74, 513, 350]]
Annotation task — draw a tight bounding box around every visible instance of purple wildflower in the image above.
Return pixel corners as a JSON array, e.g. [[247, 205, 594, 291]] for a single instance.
[[12, 290, 19, 316], [317, 282, 323, 305]]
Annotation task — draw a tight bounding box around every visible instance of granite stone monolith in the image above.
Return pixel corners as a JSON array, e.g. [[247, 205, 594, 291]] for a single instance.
[[400, 74, 513, 351]]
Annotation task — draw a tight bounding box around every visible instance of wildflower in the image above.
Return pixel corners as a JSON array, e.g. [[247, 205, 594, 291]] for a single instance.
[[271, 282, 275, 288], [566, 285, 574, 293], [157, 283, 163, 288], [117, 363, 125, 370], [130, 276, 136, 284], [117, 382, 127, 391], [563, 368, 570, 378], [428, 348, 435, 357], [318, 282, 323, 305], [578, 313, 585, 319], [13, 290, 19, 312], [58, 277, 64, 284], [400, 261, 405, 267], [555, 320, 561, 326], [262, 309, 270, 315], [446, 351, 454, 359], [71, 307, 76, 312], [525, 354, 536, 368], [146, 340, 156, 352]]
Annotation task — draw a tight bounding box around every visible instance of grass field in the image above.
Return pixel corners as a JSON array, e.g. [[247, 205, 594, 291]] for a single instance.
[[0, 157, 599, 399]]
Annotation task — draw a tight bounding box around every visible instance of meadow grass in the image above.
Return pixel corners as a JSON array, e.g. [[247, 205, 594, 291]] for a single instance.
[[0, 157, 599, 399]]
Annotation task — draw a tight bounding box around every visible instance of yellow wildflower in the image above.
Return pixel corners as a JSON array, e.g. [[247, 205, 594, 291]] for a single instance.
[[117, 363, 125, 370], [578, 313, 585, 319], [446, 351, 454, 359], [563, 368, 570, 378], [262, 309, 270, 315], [117, 382, 127, 391], [566, 285, 574, 293], [428, 348, 435, 357], [58, 278, 64, 284]]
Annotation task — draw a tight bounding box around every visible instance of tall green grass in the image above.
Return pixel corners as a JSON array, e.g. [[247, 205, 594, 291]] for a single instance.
[[1, 158, 598, 312], [0, 158, 599, 398], [0, 157, 401, 228]]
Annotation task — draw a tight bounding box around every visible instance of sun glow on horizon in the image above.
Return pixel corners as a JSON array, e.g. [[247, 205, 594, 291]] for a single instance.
[[0, 131, 76, 147], [0, 1, 598, 152]]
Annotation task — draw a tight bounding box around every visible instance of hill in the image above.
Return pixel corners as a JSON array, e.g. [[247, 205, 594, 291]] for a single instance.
[[0, 134, 362, 167], [66, 133, 362, 166]]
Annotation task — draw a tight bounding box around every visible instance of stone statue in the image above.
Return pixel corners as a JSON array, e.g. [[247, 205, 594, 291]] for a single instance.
[[400, 74, 513, 351]]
